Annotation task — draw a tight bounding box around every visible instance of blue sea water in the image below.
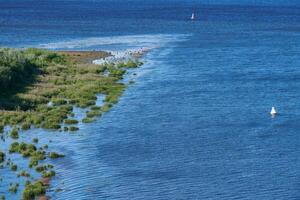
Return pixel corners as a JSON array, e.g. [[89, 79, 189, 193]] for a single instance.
[[1, 1, 300, 199]]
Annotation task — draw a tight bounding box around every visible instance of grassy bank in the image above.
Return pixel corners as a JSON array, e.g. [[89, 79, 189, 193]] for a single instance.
[[0, 48, 142, 199]]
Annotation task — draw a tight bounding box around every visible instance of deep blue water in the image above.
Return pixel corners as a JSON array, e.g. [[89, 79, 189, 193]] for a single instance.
[[1, 1, 300, 199]]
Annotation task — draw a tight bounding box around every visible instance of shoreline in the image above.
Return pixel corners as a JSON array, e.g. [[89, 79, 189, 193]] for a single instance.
[[0, 48, 146, 200]]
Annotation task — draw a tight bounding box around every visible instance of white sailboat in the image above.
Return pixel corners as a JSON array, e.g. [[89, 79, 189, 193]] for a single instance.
[[270, 107, 277, 116], [191, 13, 195, 20]]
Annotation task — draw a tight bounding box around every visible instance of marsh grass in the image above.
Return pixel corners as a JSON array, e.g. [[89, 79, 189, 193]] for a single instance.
[[0, 48, 143, 197]]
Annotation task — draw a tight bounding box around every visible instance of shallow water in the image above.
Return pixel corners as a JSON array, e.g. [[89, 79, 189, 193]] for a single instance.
[[1, 1, 300, 199]]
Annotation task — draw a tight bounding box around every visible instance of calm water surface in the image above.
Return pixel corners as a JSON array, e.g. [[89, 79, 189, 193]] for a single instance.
[[1, 1, 300, 199]]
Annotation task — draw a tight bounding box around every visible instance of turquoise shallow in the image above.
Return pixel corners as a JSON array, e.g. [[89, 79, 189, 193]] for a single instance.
[[1, 1, 300, 199]]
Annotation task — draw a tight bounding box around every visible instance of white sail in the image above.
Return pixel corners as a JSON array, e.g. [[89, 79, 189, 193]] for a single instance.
[[191, 13, 195, 20], [270, 107, 277, 115]]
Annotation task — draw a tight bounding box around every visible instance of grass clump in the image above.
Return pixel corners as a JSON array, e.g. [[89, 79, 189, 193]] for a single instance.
[[32, 138, 38, 143], [90, 106, 101, 111], [0, 152, 5, 163], [69, 126, 79, 131], [18, 170, 30, 178], [49, 152, 65, 159], [10, 127, 19, 139], [35, 165, 47, 173], [101, 103, 112, 112], [10, 163, 17, 171], [86, 110, 101, 118], [0, 124, 4, 133], [64, 119, 78, 124], [22, 181, 46, 200], [9, 183, 19, 193], [42, 170, 56, 178], [82, 117, 95, 123], [21, 122, 31, 130]]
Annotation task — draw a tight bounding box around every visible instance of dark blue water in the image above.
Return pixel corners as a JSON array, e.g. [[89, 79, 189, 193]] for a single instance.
[[1, 1, 300, 199]]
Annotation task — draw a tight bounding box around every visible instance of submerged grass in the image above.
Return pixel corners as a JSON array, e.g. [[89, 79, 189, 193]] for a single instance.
[[0, 48, 143, 198]]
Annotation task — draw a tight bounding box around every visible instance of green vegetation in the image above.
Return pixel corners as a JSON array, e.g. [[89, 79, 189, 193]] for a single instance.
[[0, 151, 5, 163], [82, 117, 95, 123], [32, 138, 38, 143], [0, 48, 143, 199], [69, 126, 79, 131], [86, 110, 101, 118], [22, 181, 46, 200], [0, 49, 141, 132], [49, 152, 65, 159], [9, 183, 19, 193], [10, 127, 19, 139], [10, 164, 17, 171], [21, 122, 31, 130], [0, 124, 4, 133], [64, 119, 78, 124], [42, 170, 56, 178], [18, 170, 31, 178]]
